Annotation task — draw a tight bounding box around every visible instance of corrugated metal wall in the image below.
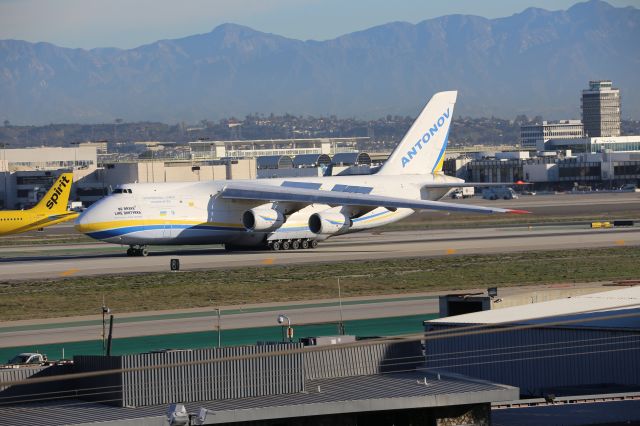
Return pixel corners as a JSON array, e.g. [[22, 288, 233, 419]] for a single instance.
[[74, 355, 123, 405], [425, 324, 640, 396], [304, 341, 424, 380], [120, 345, 304, 407]]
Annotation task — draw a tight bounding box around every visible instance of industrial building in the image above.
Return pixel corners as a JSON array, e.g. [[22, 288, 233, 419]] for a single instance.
[[0, 146, 99, 208], [0, 339, 517, 425], [424, 287, 640, 398]]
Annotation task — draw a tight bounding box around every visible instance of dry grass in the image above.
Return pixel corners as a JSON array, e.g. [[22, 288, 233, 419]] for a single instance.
[[1, 246, 638, 321]]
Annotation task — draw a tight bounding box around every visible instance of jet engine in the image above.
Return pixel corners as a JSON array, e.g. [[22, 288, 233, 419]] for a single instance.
[[242, 207, 285, 232], [308, 211, 351, 234]]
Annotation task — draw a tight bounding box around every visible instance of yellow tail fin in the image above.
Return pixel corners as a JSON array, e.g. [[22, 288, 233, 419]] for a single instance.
[[32, 173, 74, 214]]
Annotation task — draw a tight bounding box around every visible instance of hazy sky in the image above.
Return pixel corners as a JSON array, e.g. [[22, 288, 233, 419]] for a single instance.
[[1, 0, 639, 49]]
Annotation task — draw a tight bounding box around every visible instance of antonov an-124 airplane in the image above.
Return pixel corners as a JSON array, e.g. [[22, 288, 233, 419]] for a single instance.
[[76, 91, 527, 256]]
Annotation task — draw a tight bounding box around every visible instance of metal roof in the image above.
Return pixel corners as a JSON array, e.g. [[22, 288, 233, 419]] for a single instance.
[[292, 153, 332, 167], [2, 371, 517, 426], [256, 155, 293, 169], [428, 287, 640, 329], [331, 152, 371, 166]]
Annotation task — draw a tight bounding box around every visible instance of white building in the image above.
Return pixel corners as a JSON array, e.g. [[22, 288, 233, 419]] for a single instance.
[[189, 138, 365, 160], [546, 135, 640, 154], [520, 120, 584, 151], [0, 146, 98, 209], [0, 146, 97, 172]]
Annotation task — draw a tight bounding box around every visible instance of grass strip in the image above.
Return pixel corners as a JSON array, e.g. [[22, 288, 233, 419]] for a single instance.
[[1, 246, 638, 321]]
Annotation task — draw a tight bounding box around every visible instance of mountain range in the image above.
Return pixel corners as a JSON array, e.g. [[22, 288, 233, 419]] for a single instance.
[[0, 0, 638, 125]]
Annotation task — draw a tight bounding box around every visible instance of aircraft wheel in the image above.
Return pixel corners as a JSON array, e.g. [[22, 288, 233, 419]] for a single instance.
[[126, 248, 134, 256], [310, 240, 318, 249], [281, 240, 291, 250], [291, 240, 300, 250], [271, 241, 280, 251], [301, 240, 309, 249], [140, 248, 149, 257]]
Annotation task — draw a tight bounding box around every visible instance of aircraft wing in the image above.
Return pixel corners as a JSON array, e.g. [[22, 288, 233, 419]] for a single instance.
[[22, 211, 80, 230], [220, 183, 528, 215]]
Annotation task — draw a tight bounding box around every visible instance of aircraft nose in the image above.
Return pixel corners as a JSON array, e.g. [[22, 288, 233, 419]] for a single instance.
[[74, 206, 95, 234]]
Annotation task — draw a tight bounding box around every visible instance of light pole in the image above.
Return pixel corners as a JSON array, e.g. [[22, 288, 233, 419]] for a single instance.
[[277, 314, 292, 342]]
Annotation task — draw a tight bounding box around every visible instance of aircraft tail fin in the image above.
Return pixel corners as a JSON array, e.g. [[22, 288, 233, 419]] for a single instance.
[[378, 91, 457, 176], [32, 173, 74, 214]]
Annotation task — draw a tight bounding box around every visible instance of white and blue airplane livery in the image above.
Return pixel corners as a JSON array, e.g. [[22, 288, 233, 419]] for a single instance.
[[76, 91, 527, 256]]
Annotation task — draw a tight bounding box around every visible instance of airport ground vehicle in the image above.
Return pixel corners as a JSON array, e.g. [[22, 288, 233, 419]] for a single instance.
[[482, 187, 519, 200], [6, 353, 47, 366], [620, 184, 640, 192], [76, 92, 527, 256], [0, 173, 78, 236], [451, 187, 474, 199], [68, 201, 85, 212]]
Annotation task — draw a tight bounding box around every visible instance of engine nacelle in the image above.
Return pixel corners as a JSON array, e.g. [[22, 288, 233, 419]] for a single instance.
[[242, 207, 285, 232], [308, 211, 351, 235]]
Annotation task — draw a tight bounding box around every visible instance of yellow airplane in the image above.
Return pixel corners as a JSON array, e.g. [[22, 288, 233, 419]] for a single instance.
[[0, 173, 79, 236]]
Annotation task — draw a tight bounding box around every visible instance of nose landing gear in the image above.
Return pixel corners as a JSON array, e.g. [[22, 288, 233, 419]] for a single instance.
[[127, 245, 149, 257]]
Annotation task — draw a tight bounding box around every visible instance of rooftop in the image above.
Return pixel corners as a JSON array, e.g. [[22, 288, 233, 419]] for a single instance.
[[427, 287, 640, 329], [1, 371, 517, 425]]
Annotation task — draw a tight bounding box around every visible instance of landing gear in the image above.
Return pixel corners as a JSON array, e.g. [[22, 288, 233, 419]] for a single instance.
[[127, 245, 149, 257], [268, 239, 317, 251]]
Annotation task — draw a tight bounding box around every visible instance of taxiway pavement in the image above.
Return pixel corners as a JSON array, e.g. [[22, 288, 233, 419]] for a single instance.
[[0, 225, 638, 281]]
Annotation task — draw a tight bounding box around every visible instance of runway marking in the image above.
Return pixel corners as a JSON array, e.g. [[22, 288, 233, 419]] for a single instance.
[[616, 240, 626, 246], [60, 268, 80, 276], [262, 258, 275, 265], [445, 248, 457, 255]]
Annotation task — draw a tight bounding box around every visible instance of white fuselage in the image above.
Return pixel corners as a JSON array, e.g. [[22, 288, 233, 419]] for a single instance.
[[76, 173, 460, 247]]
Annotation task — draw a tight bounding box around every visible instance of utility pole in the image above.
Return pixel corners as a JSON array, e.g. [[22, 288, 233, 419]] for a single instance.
[[215, 308, 221, 348], [338, 277, 345, 335], [101, 297, 111, 355]]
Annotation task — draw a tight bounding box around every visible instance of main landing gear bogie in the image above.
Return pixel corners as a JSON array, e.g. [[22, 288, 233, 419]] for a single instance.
[[269, 239, 318, 251], [127, 245, 149, 257]]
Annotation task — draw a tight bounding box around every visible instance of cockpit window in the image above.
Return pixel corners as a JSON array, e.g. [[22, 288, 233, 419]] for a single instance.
[[112, 188, 123, 194]]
